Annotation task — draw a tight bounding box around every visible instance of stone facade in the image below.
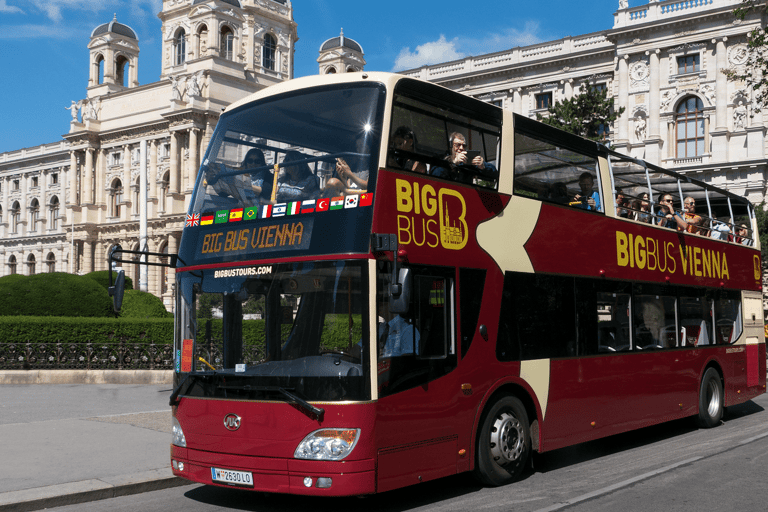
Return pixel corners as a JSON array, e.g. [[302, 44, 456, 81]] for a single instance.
[[0, 0, 297, 310]]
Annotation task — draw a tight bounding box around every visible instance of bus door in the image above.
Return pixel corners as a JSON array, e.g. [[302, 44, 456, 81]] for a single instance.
[[374, 263, 460, 492]]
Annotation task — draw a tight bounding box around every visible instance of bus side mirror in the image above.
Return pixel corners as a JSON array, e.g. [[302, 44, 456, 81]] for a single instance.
[[109, 270, 126, 313], [389, 268, 411, 314]]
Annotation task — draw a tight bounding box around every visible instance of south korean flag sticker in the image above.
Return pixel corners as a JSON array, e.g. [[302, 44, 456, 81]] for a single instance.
[[344, 195, 359, 209]]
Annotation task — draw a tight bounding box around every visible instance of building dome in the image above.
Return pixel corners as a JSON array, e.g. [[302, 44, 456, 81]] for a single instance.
[[320, 29, 363, 54], [91, 14, 137, 40], [192, 0, 242, 7]]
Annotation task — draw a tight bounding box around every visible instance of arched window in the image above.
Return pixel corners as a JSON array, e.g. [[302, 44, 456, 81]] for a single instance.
[[49, 196, 59, 230], [676, 96, 705, 158], [197, 24, 209, 57], [95, 54, 105, 85], [326, 66, 337, 74], [116, 55, 129, 87], [347, 66, 356, 73], [8, 255, 16, 275], [112, 179, 123, 217], [174, 29, 186, 66], [159, 241, 169, 295], [220, 26, 234, 60], [29, 199, 39, 232], [27, 254, 36, 275], [263, 34, 276, 71], [11, 201, 20, 234], [46, 252, 56, 273]]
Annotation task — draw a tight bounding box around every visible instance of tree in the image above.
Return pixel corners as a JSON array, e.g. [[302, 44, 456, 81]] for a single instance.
[[725, 1, 768, 113], [536, 85, 625, 141]]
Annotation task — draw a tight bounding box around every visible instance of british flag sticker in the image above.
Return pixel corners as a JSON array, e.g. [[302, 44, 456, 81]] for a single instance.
[[185, 213, 200, 227]]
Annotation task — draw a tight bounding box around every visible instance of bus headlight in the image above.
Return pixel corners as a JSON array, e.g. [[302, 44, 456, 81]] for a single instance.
[[172, 416, 187, 447], [294, 429, 360, 461]]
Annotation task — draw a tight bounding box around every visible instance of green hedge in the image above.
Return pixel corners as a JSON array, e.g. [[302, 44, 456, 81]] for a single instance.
[[0, 316, 174, 344], [121, 290, 172, 319], [0, 273, 113, 317]]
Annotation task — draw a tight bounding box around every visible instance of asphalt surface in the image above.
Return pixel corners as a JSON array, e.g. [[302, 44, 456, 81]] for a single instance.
[[0, 373, 186, 512]]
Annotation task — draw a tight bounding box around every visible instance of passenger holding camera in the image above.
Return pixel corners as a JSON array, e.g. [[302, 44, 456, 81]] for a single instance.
[[430, 132, 498, 184], [573, 172, 601, 211]]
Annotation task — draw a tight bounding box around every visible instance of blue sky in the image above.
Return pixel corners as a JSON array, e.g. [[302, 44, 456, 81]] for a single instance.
[[0, 0, 642, 153]]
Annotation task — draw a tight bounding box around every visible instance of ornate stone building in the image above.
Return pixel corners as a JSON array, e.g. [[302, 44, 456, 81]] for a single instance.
[[404, 0, 766, 207], [317, 29, 366, 75], [0, 0, 297, 309]]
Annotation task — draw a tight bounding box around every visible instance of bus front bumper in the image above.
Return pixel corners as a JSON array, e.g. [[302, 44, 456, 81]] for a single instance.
[[170, 445, 376, 496]]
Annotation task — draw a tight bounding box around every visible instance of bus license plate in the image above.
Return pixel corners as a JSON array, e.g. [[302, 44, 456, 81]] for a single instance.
[[211, 467, 253, 487]]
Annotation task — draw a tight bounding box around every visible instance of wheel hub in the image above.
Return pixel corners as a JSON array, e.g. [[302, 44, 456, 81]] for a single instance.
[[489, 411, 524, 464]]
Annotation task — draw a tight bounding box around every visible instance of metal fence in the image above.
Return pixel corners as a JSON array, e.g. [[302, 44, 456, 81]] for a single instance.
[[0, 342, 175, 370], [0, 342, 267, 371]]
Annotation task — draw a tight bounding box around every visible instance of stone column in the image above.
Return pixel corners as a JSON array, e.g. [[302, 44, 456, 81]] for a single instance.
[[715, 38, 728, 131], [83, 240, 94, 273], [188, 128, 199, 192], [69, 151, 79, 206], [122, 144, 131, 221], [617, 55, 630, 145], [94, 240, 104, 272], [645, 49, 662, 165], [150, 139, 158, 217], [84, 148, 94, 205], [512, 88, 522, 114], [170, 132, 180, 194], [96, 148, 107, 208]]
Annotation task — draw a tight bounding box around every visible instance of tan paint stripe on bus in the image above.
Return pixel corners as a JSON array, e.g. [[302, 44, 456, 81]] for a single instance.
[[520, 359, 550, 420], [476, 198, 539, 274]]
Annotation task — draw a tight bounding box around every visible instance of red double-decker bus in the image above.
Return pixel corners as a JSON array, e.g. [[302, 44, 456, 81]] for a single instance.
[[158, 72, 764, 495]]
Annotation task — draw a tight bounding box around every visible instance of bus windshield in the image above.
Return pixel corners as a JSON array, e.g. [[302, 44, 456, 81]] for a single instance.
[[177, 260, 370, 402], [190, 83, 385, 215]]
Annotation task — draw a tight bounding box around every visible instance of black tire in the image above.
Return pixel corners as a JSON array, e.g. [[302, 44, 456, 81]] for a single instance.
[[696, 367, 724, 428], [473, 396, 530, 486]]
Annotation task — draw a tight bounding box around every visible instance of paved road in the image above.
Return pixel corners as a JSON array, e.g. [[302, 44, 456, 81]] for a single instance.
[[38, 390, 768, 512]]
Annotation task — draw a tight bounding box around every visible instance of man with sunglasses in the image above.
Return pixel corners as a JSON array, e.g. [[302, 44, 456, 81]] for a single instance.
[[431, 132, 498, 184]]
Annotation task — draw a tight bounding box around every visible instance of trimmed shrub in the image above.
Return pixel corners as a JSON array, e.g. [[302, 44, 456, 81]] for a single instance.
[[121, 289, 172, 319], [0, 316, 174, 345], [84, 270, 134, 291], [0, 273, 113, 317]]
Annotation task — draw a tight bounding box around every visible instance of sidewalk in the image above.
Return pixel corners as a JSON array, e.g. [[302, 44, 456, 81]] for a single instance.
[[0, 372, 192, 512]]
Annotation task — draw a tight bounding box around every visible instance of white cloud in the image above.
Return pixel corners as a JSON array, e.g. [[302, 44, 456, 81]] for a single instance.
[[392, 35, 464, 71], [0, 0, 23, 14], [392, 22, 544, 71]]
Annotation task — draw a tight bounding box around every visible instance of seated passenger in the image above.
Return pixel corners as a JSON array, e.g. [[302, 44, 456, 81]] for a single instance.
[[549, 182, 569, 204], [206, 148, 268, 204], [710, 216, 731, 240], [243, 148, 275, 205], [680, 197, 705, 234], [377, 300, 420, 357], [387, 126, 427, 174], [633, 191, 652, 223], [737, 224, 753, 246], [334, 158, 367, 194], [572, 172, 601, 211], [274, 151, 319, 202], [430, 132, 498, 184], [656, 194, 684, 229], [319, 177, 347, 199], [616, 188, 630, 218]]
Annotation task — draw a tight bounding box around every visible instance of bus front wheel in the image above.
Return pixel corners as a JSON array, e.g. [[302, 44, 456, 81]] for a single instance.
[[474, 395, 530, 486], [696, 367, 724, 428]]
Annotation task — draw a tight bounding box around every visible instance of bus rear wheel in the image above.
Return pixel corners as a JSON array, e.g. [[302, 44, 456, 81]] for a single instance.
[[474, 396, 530, 486], [696, 367, 724, 428]]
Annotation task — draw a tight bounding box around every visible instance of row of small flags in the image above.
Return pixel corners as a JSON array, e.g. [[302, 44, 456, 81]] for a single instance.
[[185, 193, 373, 227]]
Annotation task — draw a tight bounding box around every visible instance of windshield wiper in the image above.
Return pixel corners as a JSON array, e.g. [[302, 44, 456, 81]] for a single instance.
[[218, 384, 324, 418], [169, 372, 214, 406]]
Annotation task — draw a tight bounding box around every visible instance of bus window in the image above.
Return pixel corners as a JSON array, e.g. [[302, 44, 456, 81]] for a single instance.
[[497, 272, 577, 361], [389, 80, 501, 189], [633, 293, 677, 350], [713, 291, 743, 344], [190, 83, 386, 214], [459, 268, 486, 358], [596, 291, 632, 353], [679, 293, 712, 347], [377, 264, 457, 397], [513, 131, 602, 212]]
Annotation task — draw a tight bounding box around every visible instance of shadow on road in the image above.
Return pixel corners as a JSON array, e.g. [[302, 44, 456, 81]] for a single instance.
[[182, 400, 765, 511]]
